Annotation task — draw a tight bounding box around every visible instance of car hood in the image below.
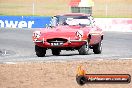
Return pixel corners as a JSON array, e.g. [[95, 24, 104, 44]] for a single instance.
[[40, 25, 91, 39]]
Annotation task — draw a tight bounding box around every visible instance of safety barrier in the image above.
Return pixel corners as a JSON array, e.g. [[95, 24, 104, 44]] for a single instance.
[[0, 16, 132, 32], [0, 16, 51, 28], [95, 18, 132, 32]]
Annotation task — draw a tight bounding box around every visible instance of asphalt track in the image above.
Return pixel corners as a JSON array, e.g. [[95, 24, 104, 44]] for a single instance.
[[0, 29, 132, 62]]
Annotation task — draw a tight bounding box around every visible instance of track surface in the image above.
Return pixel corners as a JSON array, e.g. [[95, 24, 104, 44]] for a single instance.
[[0, 29, 132, 62]]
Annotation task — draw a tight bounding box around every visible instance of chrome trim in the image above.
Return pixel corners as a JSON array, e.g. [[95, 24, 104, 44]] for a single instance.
[[42, 38, 45, 44], [33, 38, 87, 43], [33, 40, 43, 43], [33, 38, 45, 43], [69, 40, 87, 42], [68, 37, 71, 43]]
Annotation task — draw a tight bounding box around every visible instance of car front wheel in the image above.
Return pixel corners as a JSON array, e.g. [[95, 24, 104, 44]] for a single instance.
[[52, 49, 61, 56], [35, 45, 46, 57], [93, 41, 102, 54], [78, 42, 89, 55]]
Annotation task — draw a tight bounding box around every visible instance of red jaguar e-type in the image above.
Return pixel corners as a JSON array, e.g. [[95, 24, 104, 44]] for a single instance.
[[32, 13, 103, 57]]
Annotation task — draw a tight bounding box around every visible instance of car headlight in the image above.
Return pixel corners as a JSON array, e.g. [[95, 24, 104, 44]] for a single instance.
[[33, 31, 41, 38], [76, 30, 83, 38]]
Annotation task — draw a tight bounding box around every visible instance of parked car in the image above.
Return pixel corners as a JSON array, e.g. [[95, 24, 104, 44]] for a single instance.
[[32, 13, 103, 57]]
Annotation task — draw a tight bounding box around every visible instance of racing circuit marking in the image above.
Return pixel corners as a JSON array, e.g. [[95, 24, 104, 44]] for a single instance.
[[3, 62, 17, 64], [120, 58, 132, 60], [0, 57, 132, 65]]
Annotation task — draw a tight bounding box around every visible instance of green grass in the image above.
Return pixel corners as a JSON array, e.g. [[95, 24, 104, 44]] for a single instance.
[[0, 0, 132, 18]]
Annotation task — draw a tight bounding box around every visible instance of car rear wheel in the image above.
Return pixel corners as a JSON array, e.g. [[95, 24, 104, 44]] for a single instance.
[[35, 45, 46, 57], [78, 42, 89, 55], [52, 49, 61, 56], [93, 41, 102, 54]]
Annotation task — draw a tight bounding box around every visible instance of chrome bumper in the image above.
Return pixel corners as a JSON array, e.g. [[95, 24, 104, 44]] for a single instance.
[[33, 38, 87, 43]]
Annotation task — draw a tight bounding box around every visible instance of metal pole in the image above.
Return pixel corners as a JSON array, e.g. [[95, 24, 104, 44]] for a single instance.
[[32, 2, 35, 16], [105, 0, 108, 17]]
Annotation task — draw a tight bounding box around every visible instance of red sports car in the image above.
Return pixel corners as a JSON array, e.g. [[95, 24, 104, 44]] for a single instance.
[[32, 13, 103, 57]]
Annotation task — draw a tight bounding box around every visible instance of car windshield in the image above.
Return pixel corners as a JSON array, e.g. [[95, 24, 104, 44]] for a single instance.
[[52, 15, 92, 26]]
